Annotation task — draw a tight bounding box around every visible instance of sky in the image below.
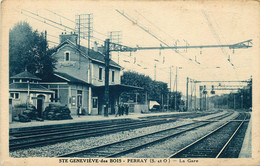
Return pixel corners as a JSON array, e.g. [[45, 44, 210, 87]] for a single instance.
[[2, 0, 259, 95]]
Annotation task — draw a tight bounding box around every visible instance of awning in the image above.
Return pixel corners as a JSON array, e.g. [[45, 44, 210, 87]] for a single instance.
[[149, 101, 160, 109]]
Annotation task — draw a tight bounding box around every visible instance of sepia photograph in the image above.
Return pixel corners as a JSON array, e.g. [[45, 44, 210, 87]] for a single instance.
[[1, 0, 259, 165]]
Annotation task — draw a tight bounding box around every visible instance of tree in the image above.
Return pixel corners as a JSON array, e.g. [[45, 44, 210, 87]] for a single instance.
[[210, 80, 252, 110], [121, 71, 173, 107], [9, 22, 56, 79]]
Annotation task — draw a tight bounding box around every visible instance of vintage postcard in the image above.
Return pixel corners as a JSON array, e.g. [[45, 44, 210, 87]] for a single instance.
[[1, 0, 259, 166]]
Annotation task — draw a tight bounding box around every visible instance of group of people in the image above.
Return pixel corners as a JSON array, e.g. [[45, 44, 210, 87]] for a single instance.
[[115, 103, 129, 117]]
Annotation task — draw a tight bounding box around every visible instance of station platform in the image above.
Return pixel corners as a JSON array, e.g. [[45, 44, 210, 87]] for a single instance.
[[239, 114, 252, 158], [9, 111, 189, 129]]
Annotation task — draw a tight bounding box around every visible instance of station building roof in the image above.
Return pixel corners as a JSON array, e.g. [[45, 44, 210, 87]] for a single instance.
[[10, 71, 41, 81], [9, 83, 53, 93], [40, 72, 90, 86]]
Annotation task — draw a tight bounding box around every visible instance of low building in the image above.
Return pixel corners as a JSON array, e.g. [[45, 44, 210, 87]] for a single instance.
[[9, 70, 54, 117]]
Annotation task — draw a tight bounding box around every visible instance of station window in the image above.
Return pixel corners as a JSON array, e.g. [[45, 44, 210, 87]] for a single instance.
[[10, 92, 20, 99], [92, 97, 98, 108], [64, 51, 70, 61], [51, 89, 58, 102], [77, 90, 82, 95], [99, 67, 103, 80], [112, 71, 115, 82], [77, 90, 82, 107]]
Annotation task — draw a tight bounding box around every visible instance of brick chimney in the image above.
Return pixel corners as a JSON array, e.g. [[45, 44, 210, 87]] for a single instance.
[[59, 32, 78, 45], [94, 41, 98, 51]]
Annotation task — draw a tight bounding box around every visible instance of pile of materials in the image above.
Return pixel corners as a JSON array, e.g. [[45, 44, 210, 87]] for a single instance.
[[43, 104, 72, 120]]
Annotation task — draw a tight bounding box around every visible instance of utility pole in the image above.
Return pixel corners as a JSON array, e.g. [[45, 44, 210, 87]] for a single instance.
[[190, 80, 193, 111], [104, 39, 110, 117], [154, 64, 156, 81], [200, 86, 203, 111], [78, 15, 81, 69], [205, 93, 207, 111], [234, 93, 236, 110], [175, 66, 178, 111], [186, 77, 189, 111], [195, 82, 197, 111], [78, 15, 81, 47], [87, 14, 91, 56], [162, 94, 164, 111], [241, 94, 243, 109], [168, 66, 171, 111]]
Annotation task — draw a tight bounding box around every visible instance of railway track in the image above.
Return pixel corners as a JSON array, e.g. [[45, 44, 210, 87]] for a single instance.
[[9, 112, 217, 151], [168, 113, 250, 158], [10, 112, 214, 137], [57, 112, 234, 158]]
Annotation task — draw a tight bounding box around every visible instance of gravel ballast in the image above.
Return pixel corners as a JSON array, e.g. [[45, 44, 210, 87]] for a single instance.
[[120, 111, 239, 158], [10, 111, 234, 158]]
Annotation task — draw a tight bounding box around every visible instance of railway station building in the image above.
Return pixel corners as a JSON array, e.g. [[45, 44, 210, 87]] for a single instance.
[[40, 32, 143, 115]]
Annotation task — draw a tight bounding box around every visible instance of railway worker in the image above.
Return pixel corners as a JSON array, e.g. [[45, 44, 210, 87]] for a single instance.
[[125, 104, 129, 115], [118, 103, 122, 116], [121, 104, 125, 116], [77, 105, 81, 117], [115, 103, 119, 117]]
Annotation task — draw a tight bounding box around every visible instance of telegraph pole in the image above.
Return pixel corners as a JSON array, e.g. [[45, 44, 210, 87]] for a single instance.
[[186, 77, 189, 111], [167, 67, 171, 111], [195, 82, 197, 111], [234, 93, 236, 110], [78, 15, 81, 47], [190, 79, 193, 111], [241, 94, 243, 109], [200, 86, 203, 111], [154, 64, 156, 81], [175, 66, 178, 111], [87, 14, 91, 56], [104, 39, 110, 117], [205, 93, 207, 111]]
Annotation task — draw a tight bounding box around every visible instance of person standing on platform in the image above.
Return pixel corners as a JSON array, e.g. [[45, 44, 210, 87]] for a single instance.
[[122, 104, 125, 116], [77, 105, 82, 117], [125, 104, 129, 115], [118, 103, 122, 116], [115, 103, 119, 117]]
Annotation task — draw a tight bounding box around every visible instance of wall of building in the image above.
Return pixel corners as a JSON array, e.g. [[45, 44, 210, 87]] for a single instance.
[[70, 84, 89, 115], [91, 62, 121, 86], [10, 91, 52, 113], [11, 92, 27, 106], [55, 45, 90, 83], [134, 104, 149, 113]]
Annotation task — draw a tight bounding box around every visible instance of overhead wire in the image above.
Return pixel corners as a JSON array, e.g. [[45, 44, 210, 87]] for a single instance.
[[134, 10, 200, 65], [211, 12, 241, 81], [20, 9, 221, 83], [202, 10, 241, 81], [47, 34, 59, 39], [20, 11, 66, 31], [116, 9, 203, 69], [18, 9, 189, 89], [46, 9, 107, 37]]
